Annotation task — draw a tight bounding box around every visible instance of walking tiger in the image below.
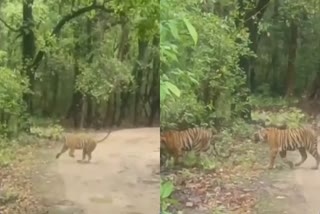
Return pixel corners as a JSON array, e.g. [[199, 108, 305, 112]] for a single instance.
[[56, 130, 112, 162], [254, 127, 320, 170], [160, 127, 231, 165]]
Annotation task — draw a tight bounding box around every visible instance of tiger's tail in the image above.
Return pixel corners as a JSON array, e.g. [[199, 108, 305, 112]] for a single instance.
[[96, 129, 112, 143]]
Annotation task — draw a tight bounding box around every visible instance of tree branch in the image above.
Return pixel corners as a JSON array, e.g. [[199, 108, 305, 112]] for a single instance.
[[28, 3, 114, 71], [0, 17, 21, 32]]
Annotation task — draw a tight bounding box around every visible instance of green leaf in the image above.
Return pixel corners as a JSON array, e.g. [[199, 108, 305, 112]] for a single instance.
[[166, 82, 181, 97], [168, 21, 180, 40], [160, 181, 174, 199], [183, 18, 198, 45], [160, 83, 169, 102]]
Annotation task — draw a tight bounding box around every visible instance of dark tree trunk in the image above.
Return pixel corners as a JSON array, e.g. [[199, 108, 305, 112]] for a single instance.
[[237, 0, 270, 91], [116, 20, 131, 126], [67, 24, 83, 128], [133, 39, 148, 125], [22, 0, 36, 114], [235, 0, 270, 121], [51, 70, 59, 116], [271, 0, 280, 93], [286, 21, 298, 97], [67, 61, 83, 128], [148, 36, 160, 126], [84, 17, 94, 128], [308, 69, 320, 100]]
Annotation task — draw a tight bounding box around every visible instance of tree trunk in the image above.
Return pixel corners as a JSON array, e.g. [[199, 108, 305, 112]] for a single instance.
[[237, 0, 270, 91], [85, 17, 94, 128], [270, 0, 280, 93], [67, 60, 83, 128], [116, 20, 131, 126], [235, 0, 270, 121], [286, 21, 298, 97], [148, 36, 160, 126], [67, 28, 83, 128], [22, 0, 36, 114], [133, 39, 148, 125], [51, 69, 59, 116]]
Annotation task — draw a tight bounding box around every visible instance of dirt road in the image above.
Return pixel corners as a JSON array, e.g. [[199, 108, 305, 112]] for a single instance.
[[291, 152, 320, 214], [34, 127, 160, 214], [257, 151, 320, 214]]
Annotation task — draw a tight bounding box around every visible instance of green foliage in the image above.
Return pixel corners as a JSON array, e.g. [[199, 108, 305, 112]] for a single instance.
[[255, 0, 320, 94], [230, 119, 256, 139], [0, 0, 159, 128], [252, 107, 307, 128], [161, 94, 211, 130], [0, 65, 28, 135], [29, 125, 64, 140], [160, 0, 200, 103], [160, 0, 252, 130], [0, 136, 18, 166], [160, 179, 176, 214], [76, 58, 133, 100], [0, 67, 28, 116], [249, 95, 298, 109]]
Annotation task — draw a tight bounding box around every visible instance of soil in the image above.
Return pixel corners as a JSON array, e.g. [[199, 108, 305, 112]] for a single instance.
[[33, 127, 160, 214]]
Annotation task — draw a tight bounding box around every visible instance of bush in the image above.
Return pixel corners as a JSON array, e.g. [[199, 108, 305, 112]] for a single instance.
[[252, 107, 307, 128], [160, 179, 176, 214], [0, 67, 28, 135]]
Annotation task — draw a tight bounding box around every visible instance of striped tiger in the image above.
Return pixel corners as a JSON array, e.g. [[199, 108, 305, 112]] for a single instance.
[[254, 127, 320, 170], [56, 130, 112, 162], [160, 127, 231, 165]]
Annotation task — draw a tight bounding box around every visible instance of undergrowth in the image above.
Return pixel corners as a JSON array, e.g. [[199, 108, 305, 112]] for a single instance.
[[160, 96, 309, 214], [0, 119, 64, 166]]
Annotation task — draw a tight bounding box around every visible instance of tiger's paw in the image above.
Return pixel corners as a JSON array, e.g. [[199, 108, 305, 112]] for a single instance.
[[311, 166, 318, 170]]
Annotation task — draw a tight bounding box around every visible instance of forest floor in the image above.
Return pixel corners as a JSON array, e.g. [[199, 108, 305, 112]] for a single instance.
[[255, 151, 320, 214], [0, 127, 160, 214], [162, 128, 320, 214]]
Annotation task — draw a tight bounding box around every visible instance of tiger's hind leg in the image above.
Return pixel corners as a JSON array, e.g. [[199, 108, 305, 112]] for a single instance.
[[87, 152, 93, 163], [68, 148, 75, 158], [77, 149, 87, 164], [56, 144, 68, 159], [308, 147, 320, 170], [294, 148, 307, 167], [279, 150, 294, 169]]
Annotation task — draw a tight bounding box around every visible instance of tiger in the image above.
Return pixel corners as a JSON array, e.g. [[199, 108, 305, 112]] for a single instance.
[[160, 127, 231, 165], [55, 130, 112, 162], [254, 127, 320, 170]]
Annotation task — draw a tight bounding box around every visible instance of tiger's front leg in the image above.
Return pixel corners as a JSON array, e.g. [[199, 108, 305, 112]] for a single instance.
[[68, 149, 75, 158], [172, 149, 183, 165], [279, 150, 294, 169], [268, 149, 278, 169]]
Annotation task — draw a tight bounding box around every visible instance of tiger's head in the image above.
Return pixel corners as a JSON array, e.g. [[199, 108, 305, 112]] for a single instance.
[[160, 131, 178, 153], [253, 129, 268, 144], [160, 133, 167, 149]]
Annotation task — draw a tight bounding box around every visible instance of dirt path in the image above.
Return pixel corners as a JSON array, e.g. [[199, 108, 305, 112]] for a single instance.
[[256, 152, 320, 214], [290, 152, 320, 213], [34, 127, 160, 214]]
